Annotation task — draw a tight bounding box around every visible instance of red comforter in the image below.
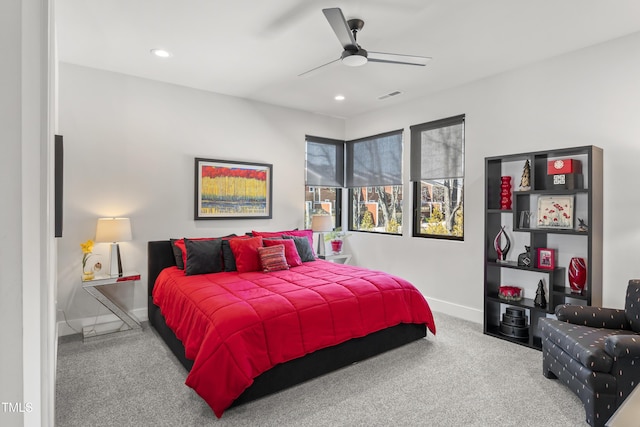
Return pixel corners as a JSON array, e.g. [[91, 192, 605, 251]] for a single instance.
[[153, 260, 436, 417]]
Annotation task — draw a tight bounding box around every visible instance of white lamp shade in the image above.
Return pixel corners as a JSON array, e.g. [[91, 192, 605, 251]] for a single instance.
[[95, 218, 132, 243], [311, 215, 333, 232]]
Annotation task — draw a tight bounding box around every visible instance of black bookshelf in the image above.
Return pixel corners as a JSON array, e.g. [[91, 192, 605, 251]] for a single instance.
[[483, 146, 603, 350]]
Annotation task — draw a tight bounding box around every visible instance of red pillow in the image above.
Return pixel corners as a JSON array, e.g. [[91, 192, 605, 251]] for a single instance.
[[252, 229, 296, 239], [264, 239, 302, 267], [229, 236, 264, 273], [253, 229, 315, 256], [257, 245, 289, 272]]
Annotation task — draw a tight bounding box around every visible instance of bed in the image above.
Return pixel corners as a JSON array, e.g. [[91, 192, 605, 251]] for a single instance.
[[148, 239, 435, 417]]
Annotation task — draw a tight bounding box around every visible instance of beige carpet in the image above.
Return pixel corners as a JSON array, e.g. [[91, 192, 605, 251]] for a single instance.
[[56, 312, 586, 426]]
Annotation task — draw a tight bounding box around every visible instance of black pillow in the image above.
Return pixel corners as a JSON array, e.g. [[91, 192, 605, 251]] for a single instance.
[[282, 235, 315, 262], [170, 238, 185, 269], [185, 238, 223, 275], [222, 240, 237, 272]]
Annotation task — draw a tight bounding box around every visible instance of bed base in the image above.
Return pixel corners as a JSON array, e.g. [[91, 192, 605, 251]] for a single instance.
[[147, 240, 427, 408]]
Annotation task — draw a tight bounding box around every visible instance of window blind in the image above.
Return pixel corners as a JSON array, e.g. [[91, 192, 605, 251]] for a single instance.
[[305, 136, 344, 187], [346, 130, 403, 187], [410, 115, 465, 181]]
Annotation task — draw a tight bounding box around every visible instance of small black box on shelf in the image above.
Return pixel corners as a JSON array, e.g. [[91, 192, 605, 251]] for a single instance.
[[546, 173, 583, 190], [500, 307, 529, 338], [502, 312, 527, 327]]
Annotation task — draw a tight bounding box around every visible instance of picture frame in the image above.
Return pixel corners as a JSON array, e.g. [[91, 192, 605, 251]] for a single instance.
[[536, 248, 555, 270], [536, 195, 574, 229], [194, 158, 272, 220]]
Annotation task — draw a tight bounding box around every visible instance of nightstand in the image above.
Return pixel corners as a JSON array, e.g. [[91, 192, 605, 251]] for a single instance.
[[81, 272, 141, 341], [318, 253, 352, 264]]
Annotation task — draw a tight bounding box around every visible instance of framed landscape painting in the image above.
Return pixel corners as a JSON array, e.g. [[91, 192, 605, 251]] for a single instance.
[[195, 158, 272, 220]]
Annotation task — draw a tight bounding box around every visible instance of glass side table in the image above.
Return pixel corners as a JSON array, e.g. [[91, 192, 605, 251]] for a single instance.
[[81, 272, 141, 341], [318, 253, 352, 265]]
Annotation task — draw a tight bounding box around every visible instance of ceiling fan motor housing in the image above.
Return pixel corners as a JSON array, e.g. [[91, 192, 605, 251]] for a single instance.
[[341, 48, 368, 66]]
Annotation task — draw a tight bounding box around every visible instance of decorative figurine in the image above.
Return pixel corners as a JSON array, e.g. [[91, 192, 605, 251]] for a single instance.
[[500, 176, 512, 210], [577, 218, 588, 232], [534, 280, 547, 307], [519, 160, 531, 191], [519, 210, 532, 229], [517, 245, 532, 267], [494, 226, 511, 262]]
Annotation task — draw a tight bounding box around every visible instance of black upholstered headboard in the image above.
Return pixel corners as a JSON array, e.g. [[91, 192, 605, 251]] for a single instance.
[[147, 240, 176, 298]]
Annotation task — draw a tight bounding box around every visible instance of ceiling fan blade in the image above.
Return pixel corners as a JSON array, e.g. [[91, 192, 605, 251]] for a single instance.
[[322, 8, 357, 50], [298, 57, 341, 78], [368, 51, 432, 66]]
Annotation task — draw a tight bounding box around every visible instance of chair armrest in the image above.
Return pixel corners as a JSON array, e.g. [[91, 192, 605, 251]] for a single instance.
[[605, 334, 640, 358], [555, 304, 630, 329]]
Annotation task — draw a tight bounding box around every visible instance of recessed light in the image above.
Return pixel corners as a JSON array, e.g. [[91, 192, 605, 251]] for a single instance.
[[334, 95, 345, 101], [151, 49, 172, 58]]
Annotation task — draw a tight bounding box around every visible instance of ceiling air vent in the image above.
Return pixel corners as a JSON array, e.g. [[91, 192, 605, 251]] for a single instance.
[[378, 91, 402, 100]]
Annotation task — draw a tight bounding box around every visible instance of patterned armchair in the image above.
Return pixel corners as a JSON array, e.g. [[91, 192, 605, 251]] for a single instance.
[[539, 280, 640, 427]]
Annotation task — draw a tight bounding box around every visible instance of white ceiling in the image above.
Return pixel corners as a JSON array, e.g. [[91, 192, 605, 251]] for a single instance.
[[56, 0, 640, 119]]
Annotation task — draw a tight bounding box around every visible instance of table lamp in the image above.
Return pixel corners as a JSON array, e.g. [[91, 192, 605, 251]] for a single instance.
[[311, 215, 333, 257], [95, 217, 132, 277]]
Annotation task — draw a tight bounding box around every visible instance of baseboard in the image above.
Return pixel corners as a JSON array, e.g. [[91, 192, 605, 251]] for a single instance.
[[57, 307, 148, 337], [426, 297, 483, 324]]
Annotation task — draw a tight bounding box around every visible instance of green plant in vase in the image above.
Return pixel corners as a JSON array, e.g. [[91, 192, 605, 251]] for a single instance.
[[324, 228, 350, 254]]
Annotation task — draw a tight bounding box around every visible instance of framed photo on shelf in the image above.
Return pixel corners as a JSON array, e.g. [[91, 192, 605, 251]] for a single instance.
[[194, 158, 273, 220], [536, 248, 555, 270], [536, 195, 574, 229]]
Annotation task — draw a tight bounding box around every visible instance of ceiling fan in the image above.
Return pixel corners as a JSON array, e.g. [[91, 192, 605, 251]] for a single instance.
[[299, 7, 431, 77]]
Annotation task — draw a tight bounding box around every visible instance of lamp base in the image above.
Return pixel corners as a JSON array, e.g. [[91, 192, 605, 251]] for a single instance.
[[317, 232, 326, 257], [108, 243, 123, 277]]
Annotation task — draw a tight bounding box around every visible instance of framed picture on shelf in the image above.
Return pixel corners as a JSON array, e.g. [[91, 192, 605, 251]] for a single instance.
[[537, 195, 574, 229], [536, 248, 555, 270], [194, 158, 273, 220]]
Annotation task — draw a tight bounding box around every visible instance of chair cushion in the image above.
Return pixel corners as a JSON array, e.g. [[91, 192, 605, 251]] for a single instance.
[[540, 318, 636, 373], [625, 281, 640, 332]]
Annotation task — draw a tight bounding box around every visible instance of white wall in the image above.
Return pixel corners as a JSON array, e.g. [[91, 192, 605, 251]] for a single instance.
[[58, 30, 640, 332], [345, 31, 640, 320], [0, 0, 25, 422], [1, 0, 54, 426], [56, 63, 345, 332]]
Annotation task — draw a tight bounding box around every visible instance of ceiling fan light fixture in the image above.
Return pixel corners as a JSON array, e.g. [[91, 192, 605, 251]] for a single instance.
[[341, 49, 367, 67]]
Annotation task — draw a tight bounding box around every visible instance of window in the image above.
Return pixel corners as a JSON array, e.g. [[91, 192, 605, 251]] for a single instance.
[[305, 136, 344, 229], [410, 115, 465, 240], [346, 130, 403, 234]]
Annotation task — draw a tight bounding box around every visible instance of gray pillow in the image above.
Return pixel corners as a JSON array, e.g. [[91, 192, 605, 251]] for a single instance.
[[282, 235, 315, 262], [185, 238, 223, 275]]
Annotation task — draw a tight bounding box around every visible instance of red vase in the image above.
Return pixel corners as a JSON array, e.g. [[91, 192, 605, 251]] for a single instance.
[[500, 176, 512, 210], [330, 240, 343, 254], [568, 257, 587, 294]]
